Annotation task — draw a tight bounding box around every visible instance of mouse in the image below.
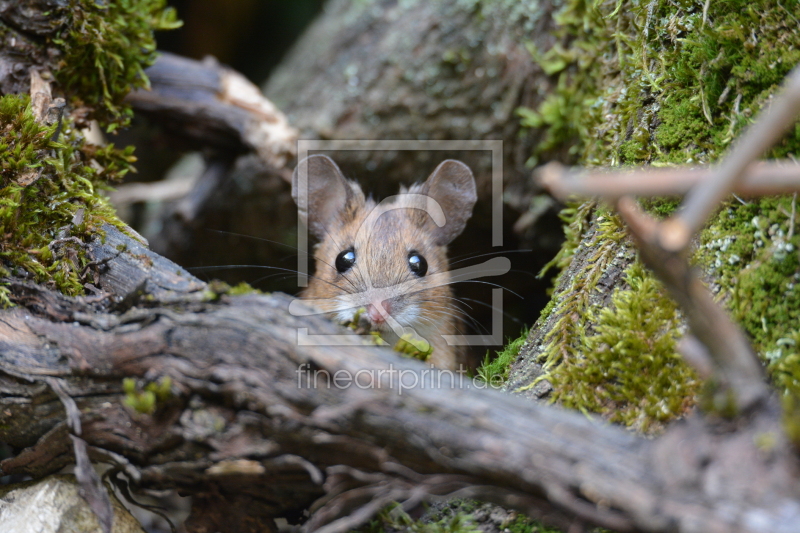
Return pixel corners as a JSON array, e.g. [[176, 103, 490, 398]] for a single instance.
[[291, 154, 477, 370]]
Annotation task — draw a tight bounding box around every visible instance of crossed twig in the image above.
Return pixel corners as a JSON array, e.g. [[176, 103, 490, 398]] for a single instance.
[[538, 65, 800, 416]]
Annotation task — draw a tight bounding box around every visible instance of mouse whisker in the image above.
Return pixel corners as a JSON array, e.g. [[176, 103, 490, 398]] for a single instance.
[[439, 280, 524, 300], [504, 268, 540, 280], [400, 271, 518, 300], [447, 248, 532, 267], [417, 303, 485, 333], [434, 294, 475, 311], [249, 272, 296, 286], [206, 228, 352, 281], [205, 229, 313, 256], [189, 264, 354, 295], [334, 269, 362, 295], [453, 296, 526, 326]]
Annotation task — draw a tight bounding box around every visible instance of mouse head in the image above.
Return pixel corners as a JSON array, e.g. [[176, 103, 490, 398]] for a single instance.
[[292, 155, 477, 334], [292, 155, 477, 246]]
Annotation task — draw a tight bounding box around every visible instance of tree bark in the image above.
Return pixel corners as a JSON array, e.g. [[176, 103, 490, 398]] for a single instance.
[[264, 0, 558, 188], [1, 255, 800, 533]]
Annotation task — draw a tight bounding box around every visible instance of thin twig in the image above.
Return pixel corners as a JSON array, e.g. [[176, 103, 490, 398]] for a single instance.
[[539, 159, 800, 200], [616, 198, 770, 413]]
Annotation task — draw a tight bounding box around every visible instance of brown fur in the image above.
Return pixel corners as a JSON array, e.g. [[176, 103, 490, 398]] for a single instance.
[[293, 157, 477, 370]]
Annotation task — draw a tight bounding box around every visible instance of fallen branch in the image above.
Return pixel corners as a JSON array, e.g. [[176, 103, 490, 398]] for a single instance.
[[0, 283, 798, 533], [126, 52, 297, 173]]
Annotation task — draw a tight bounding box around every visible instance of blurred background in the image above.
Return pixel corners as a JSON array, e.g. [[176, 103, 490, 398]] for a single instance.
[[111, 0, 563, 369], [156, 0, 325, 84], [116, 0, 324, 193]]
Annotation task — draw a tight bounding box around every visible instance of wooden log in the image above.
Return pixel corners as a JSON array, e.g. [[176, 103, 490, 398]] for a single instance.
[[0, 277, 798, 533]]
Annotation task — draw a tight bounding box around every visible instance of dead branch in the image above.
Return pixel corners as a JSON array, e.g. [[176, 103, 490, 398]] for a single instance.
[[0, 280, 799, 533], [539, 159, 800, 200], [108, 177, 197, 209], [125, 52, 297, 172]]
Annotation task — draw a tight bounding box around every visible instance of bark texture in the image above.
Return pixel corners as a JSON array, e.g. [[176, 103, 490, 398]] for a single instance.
[[1, 260, 800, 533], [264, 0, 556, 192], [0, 1, 63, 95]]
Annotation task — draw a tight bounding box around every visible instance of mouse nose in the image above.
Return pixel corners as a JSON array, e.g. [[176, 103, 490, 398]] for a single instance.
[[366, 300, 391, 325]]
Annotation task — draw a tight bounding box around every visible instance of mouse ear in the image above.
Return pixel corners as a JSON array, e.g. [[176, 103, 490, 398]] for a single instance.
[[292, 155, 362, 240], [419, 160, 477, 246]]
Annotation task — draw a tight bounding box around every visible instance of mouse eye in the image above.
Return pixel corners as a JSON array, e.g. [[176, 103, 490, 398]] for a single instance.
[[335, 249, 356, 273], [407, 251, 428, 277]]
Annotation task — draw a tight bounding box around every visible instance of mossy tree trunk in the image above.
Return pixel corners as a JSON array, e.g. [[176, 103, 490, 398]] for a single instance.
[[506, 0, 800, 435]]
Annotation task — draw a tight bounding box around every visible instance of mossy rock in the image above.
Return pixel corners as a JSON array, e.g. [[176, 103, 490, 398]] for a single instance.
[[500, 0, 800, 434]]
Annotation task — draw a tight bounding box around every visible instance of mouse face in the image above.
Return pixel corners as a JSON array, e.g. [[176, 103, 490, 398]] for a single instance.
[[292, 155, 477, 369], [308, 193, 451, 330]]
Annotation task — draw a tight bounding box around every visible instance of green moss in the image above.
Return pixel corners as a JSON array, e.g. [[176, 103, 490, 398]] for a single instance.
[[359, 500, 569, 533], [122, 376, 172, 415], [228, 281, 261, 296], [503, 515, 567, 533], [782, 394, 800, 447], [519, 0, 800, 166], [538, 200, 597, 279], [394, 333, 434, 362], [526, 206, 630, 379], [649, 0, 800, 163], [0, 1, 182, 304], [477, 327, 529, 385], [547, 262, 699, 432], [637, 197, 682, 219], [512, 0, 800, 431], [360, 502, 480, 533], [516, 0, 627, 167], [51, 0, 181, 130], [695, 196, 800, 405], [0, 94, 133, 302], [203, 280, 263, 301]]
